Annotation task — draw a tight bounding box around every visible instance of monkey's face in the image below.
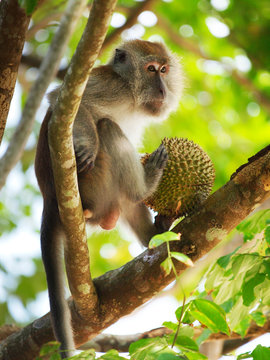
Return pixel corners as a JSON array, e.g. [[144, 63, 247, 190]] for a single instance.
[[112, 40, 184, 118], [139, 60, 170, 115], [139, 57, 183, 118]]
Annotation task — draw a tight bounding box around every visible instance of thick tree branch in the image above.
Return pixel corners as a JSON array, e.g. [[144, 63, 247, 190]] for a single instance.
[[48, 0, 117, 322], [0, 0, 87, 190], [1, 146, 269, 360], [0, 0, 31, 144]]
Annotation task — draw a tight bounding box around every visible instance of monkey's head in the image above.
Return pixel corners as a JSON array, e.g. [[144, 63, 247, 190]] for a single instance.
[[111, 40, 183, 119]]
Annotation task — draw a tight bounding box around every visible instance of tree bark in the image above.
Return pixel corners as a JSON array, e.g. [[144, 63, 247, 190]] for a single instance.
[[0, 0, 87, 190], [0, 146, 269, 360], [48, 0, 117, 324], [0, 0, 31, 144]]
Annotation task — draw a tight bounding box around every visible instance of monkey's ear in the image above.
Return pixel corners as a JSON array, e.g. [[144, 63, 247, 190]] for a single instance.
[[114, 49, 127, 64]]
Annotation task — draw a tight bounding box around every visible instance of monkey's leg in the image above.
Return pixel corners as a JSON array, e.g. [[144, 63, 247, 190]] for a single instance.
[[73, 105, 99, 173], [97, 118, 167, 202], [123, 202, 159, 246], [41, 198, 75, 358]]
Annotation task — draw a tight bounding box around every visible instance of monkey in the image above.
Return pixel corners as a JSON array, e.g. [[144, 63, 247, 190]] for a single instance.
[[35, 39, 183, 358]]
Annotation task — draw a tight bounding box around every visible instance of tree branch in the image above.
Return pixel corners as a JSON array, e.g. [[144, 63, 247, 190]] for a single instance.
[[48, 0, 117, 322], [20, 0, 157, 81], [0, 0, 31, 144], [1, 146, 269, 360], [80, 318, 270, 353], [0, 0, 88, 190]]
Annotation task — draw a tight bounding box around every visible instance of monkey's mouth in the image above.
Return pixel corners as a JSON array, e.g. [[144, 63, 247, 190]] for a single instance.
[[144, 100, 165, 114]]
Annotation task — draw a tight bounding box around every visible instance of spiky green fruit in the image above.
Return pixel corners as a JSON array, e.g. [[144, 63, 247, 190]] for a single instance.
[[142, 137, 215, 217]]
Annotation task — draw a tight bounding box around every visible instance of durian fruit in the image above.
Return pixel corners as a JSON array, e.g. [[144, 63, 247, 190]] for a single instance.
[[142, 137, 215, 217]]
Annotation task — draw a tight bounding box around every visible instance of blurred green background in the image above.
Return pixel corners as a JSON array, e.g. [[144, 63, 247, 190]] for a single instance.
[[0, 0, 269, 327]]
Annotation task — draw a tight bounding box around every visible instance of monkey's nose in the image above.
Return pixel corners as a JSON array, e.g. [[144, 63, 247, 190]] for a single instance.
[[158, 87, 165, 100]]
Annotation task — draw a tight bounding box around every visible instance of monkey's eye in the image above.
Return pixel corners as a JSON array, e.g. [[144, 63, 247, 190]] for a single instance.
[[160, 66, 167, 73], [147, 65, 156, 72]]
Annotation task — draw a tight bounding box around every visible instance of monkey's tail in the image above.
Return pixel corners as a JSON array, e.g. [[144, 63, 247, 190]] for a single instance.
[[41, 197, 75, 358]]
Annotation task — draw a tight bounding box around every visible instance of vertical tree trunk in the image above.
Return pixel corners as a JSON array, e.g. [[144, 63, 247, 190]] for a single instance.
[[0, 0, 31, 143]]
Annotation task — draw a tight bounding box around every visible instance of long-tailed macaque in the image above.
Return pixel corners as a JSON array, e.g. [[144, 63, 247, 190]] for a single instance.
[[35, 40, 183, 358]]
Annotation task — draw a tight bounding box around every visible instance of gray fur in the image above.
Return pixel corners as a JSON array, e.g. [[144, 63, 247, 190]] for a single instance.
[[35, 39, 183, 358]]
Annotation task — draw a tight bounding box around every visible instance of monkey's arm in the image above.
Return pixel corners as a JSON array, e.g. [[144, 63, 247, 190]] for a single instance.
[[73, 105, 99, 173]]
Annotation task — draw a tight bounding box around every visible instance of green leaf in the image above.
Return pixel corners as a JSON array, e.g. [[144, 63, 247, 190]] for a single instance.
[[251, 345, 270, 360], [38, 342, 60, 358], [242, 273, 265, 306], [228, 297, 250, 334], [195, 329, 212, 346], [129, 337, 169, 360], [149, 232, 180, 249], [100, 349, 127, 359], [250, 312, 266, 327], [157, 354, 184, 360], [217, 246, 241, 268], [183, 352, 207, 360], [237, 210, 270, 242], [170, 252, 193, 267], [220, 298, 234, 313], [174, 336, 199, 352], [265, 226, 270, 245], [175, 304, 195, 324], [72, 350, 96, 359], [234, 317, 251, 338], [18, 0, 38, 14], [189, 299, 230, 335], [163, 321, 178, 331], [161, 258, 173, 275], [237, 352, 252, 359]]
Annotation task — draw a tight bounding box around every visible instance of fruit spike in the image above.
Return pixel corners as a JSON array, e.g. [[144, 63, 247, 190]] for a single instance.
[[142, 137, 215, 217]]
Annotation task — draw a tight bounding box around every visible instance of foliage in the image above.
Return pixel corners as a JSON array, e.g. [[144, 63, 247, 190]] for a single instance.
[[19, 0, 38, 15], [0, 0, 270, 359]]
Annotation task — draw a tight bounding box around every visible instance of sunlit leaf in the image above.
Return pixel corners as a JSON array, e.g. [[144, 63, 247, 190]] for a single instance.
[[149, 232, 180, 249], [170, 252, 193, 267], [161, 258, 173, 275], [189, 299, 230, 335], [242, 273, 265, 306], [251, 345, 270, 360], [250, 312, 266, 327], [173, 335, 198, 352], [237, 210, 270, 242]]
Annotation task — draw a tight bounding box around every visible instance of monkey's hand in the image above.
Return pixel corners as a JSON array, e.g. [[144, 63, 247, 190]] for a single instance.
[[73, 106, 99, 173], [143, 144, 168, 194], [75, 145, 96, 173]]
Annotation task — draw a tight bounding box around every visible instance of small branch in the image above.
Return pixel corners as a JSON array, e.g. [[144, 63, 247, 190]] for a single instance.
[[0, 0, 87, 190], [80, 318, 270, 353], [48, 0, 117, 321], [1, 146, 269, 359], [79, 327, 172, 352], [26, 12, 62, 40], [20, 0, 157, 81], [0, 325, 20, 342], [0, 0, 31, 144]]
